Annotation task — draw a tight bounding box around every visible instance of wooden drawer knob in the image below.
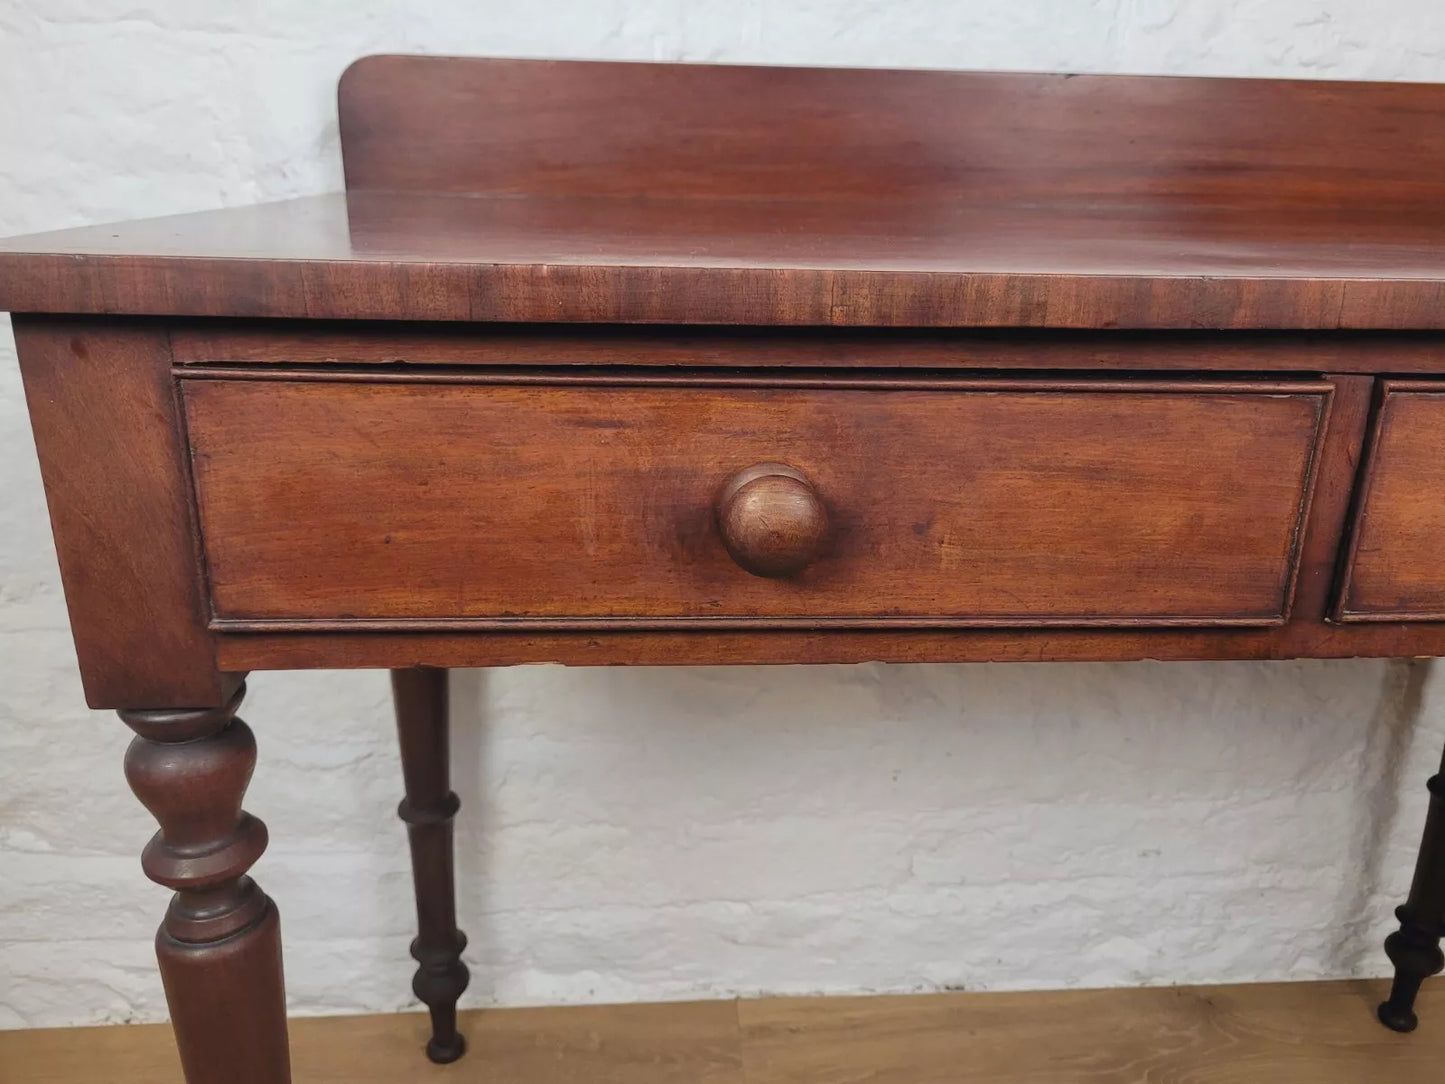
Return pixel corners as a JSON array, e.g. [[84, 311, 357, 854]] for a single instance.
[[716, 462, 830, 578]]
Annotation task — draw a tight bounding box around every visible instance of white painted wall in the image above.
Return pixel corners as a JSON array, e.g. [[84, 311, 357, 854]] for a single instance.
[[3, 0, 1445, 1030]]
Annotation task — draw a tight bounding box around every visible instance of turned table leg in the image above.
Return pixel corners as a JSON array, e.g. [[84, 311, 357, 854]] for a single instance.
[[120, 681, 290, 1083], [1381, 739, 1445, 1032], [392, 667, 471, 1063]]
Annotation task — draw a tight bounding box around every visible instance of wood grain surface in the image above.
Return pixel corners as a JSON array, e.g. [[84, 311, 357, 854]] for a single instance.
[[2, 981, 1439, 1084], [389, 667, 470, 1064], [168, 323, 1445, 375], [1337, 383, 1445, 621], [7, 192, 1445, 327], [181, 374, 1328, 629], [12, 317, 224, 708], [118, 683, 290, 1084], [7, 58, 1445, 325], [336, 57, 1445, 206]]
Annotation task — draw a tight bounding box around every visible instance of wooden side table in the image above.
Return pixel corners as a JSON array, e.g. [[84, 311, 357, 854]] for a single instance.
[[7, 55, 1445, 1082]]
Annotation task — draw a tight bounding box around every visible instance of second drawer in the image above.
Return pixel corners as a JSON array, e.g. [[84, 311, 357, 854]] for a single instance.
[[181, 372, 1330, 630]]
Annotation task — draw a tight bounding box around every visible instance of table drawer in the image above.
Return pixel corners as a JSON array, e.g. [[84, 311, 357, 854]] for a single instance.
[[181, 372, 1329, 630], [1337, 382, 1445, 621]]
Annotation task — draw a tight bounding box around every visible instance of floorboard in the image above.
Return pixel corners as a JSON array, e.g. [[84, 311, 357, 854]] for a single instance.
[[1, 980, 1438, 1083]]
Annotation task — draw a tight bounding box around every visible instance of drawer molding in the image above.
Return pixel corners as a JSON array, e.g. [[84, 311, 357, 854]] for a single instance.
[[209, 613, 1298, 633], [178, 364, 1330, 397], [1336, 380, 1445, 622], [181, 371, 1332, 633]]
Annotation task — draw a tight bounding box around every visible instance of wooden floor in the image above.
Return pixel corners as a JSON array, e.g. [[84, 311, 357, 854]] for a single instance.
[[3, 980, 1442, 1083]]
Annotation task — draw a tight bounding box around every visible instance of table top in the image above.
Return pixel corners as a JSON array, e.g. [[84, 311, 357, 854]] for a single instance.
[[3, 190, 1445, 326], [4, 56, 1445, 328]]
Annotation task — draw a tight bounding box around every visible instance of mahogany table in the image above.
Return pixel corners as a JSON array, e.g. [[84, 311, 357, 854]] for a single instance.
[[7, 55, 1445, 1082]]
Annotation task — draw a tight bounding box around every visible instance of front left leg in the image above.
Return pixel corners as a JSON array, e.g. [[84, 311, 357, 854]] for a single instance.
[[120, 680, 291, 1083]]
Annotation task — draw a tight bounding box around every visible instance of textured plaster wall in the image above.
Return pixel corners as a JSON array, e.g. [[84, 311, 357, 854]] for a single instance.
[[3, 0, 1445, 1030]]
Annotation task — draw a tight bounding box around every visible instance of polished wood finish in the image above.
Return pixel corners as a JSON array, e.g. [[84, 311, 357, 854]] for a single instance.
[[1337, 382, 1445, 621], [1380, 740, 1445, 1032], [118, 679, 290, 1084], [8, 59, 1445, 326], [716, 463, 831, 578], [8, 191, 1445, 327], [1287, 375, 1376, 630], [15, 54, 1445, 1080], [181, 374, 1328, 629], [336, 56, 1445, 205], [389, 667, 469, 1063], [5, 982, 1444, 1084], [215, 624, 1445, 670], [168, 323, 1445, 375], [13, 317, 222, 709]]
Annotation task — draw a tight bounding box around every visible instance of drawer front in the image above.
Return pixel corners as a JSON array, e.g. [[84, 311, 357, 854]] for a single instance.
[[181, 373, 1329, 630], [1337, 382, 1445, 621]]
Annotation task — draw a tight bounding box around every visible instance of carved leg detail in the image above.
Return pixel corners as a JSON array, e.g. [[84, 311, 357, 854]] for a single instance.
[[392, 667, 470, 1064], [1381, 770, 1445, 1032], [120, 681, 291, 1084]]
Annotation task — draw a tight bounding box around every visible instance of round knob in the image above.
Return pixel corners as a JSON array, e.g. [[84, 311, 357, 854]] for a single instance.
[[715, 462, 830, 578]]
